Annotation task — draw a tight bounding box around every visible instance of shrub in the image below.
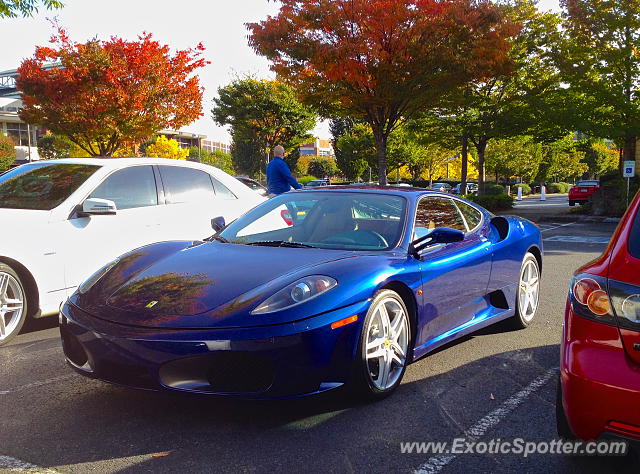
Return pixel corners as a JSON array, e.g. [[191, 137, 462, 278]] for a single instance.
[[308, 156, 338, 178], [467, 194, 514, 211], [298, 175, 317, 185], [484, 183, 506, 195], [513, 183, 531, 195], [547, 182, 571, 193], [0, 134, 16, 170]]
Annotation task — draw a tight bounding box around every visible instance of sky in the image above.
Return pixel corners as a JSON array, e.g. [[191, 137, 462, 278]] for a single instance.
[[0, 0, 561, 144]]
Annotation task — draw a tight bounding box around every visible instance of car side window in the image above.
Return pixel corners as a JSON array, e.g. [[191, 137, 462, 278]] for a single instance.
[[414, 196, 466, 239], [159, 166, 215, 204], [455, 200, 482, 231], [211, 177, 237, 200], [89, 166, 158, 210]]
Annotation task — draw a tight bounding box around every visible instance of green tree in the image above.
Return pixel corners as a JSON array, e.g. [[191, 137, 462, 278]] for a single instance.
[[37, 134, 74, 160], [581, 139, 619, 178], [537, 135, 588, 182], [248, 0, 514, 185], [0, 0, 62, 17], [485, 136, 543, 183], [308, 157, 338, 179], [335, 124, 376, 180], [201, 150, 235, 176], [421, 1, 566, 193], [231, 133, 265, 177], [0, 134, 15, 170], [212, 77, 316, 169], [557, 0, 640, 167]]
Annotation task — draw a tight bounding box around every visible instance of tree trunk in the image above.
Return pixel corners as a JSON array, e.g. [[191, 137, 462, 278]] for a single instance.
[[373, 131, 388, 186], [460, 134, 469, 194], [623, 136, 636, 173], [475, 138, 487, 195]]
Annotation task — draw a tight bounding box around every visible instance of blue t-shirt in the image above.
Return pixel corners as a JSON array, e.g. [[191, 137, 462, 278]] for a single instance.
[[266, 157, 302, 194]]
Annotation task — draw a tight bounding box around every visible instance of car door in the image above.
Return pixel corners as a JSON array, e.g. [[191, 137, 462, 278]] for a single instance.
[[60, 165, 163, 293], [414, 196, 492, 347]]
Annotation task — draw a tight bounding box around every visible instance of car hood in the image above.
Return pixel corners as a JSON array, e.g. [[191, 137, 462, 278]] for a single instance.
[[80, 242, 363, 329]]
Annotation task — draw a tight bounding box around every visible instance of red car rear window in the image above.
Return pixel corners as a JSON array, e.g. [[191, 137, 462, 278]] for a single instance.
[[630, 207, 640, 259]]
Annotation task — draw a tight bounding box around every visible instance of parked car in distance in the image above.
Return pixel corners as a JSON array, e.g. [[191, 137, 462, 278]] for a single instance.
[[568, 180, 600, 206], [452, 183, 478, 195], [557, 190, 640, 442], [305, 179, 330, 187], [429, 182, 452, 193], [0, 158, 264, 345], [235, 176, 268, 197], [60, 187, 542, 400]]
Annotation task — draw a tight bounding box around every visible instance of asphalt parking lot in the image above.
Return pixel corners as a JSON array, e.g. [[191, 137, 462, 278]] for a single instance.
[[1, 218, 637, 473]]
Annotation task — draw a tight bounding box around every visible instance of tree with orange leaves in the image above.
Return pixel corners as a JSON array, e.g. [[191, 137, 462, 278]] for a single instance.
[[17, 28, 208, 157], [248, 0, 515, 184]]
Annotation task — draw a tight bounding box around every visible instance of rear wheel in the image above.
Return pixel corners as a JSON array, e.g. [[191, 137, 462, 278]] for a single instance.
[[569, 200, 575, 206], [0, 263, 28, 346], [511, 253, 540, 329], [350, 289, 411, 400]]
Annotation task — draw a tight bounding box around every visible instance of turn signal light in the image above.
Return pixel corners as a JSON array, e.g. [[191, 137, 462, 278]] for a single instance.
[[570, 275, 615, 324], [331, 315, 358, 330]]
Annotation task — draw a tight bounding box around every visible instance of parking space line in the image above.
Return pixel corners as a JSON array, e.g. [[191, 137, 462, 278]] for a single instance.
[[414, 368, 558, 474], [539, 222, 575, 233], [0, 374, 74, 395], [0, 455, 58, 472]]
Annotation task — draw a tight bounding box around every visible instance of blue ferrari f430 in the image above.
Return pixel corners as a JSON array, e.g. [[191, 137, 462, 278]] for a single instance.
[[60, 187, 542, 400]]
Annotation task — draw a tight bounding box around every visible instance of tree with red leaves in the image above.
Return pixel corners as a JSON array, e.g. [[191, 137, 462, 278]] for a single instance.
[[17, 28, 208, 157], [248, 0, 514, 184]]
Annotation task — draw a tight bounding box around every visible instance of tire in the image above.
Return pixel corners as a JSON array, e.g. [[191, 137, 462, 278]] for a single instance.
[[0, 263, 28, 346], [511, 253, 540, 329], [556, 377, 576, 439], [569, 200, 575, 206], [349, 289, 411, 400]]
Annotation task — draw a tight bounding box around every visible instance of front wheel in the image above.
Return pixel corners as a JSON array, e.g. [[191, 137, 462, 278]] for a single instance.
[[511, 253, 540, 329], [0, 263, 28, 346], [350, 289, 411, 400]]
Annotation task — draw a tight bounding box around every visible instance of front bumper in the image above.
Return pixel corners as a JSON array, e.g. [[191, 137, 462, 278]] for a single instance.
[[561, 307, 640, 440], [59, 299, 370, 399]]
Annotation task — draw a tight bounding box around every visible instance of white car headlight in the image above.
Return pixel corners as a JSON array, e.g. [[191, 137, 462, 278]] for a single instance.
[[78, 258, 120, 294], [251, 275, 337, 315]]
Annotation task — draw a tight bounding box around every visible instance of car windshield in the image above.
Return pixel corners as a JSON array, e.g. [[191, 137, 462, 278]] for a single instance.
[[219, 191, 407, 251], [0, 163, 100, 210]]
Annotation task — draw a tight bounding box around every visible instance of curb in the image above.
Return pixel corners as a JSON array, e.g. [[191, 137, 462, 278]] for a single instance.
[[536, 215, 621, 224]]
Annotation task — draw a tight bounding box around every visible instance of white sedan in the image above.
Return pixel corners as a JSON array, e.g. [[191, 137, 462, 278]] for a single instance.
[[0, 158, 264, 345]]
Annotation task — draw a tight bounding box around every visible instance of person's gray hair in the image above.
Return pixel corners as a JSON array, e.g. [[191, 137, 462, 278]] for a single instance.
[[273, 145, 285, 157]]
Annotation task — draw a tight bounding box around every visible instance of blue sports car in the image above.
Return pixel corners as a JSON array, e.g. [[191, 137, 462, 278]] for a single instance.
[[60, 187, 542, 400]]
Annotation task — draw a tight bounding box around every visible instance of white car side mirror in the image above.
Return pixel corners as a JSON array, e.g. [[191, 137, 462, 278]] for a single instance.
[[82, 198, 117, 215]]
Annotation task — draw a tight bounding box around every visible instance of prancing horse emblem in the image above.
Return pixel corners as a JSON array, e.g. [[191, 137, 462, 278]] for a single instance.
[[145, 300, 158, 309]]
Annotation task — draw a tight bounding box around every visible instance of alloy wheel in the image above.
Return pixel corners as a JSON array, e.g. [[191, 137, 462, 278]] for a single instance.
[[518, 258, 540, 322], [0, 272, 25, 342], [364, 296, 409, 391]]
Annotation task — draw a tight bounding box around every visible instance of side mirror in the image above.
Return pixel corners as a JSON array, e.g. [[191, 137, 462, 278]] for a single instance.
[[81, 198, 117, 216], [410, 227, 464, 256], [211, 216, 226, 232]]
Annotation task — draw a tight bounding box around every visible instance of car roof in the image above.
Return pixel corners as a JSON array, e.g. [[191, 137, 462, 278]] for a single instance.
[[24, 157, 219, 172]]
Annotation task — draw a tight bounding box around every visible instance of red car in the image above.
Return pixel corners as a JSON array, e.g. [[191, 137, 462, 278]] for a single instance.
[[568, 180, 600, 206], [557, 190, 640, 441]]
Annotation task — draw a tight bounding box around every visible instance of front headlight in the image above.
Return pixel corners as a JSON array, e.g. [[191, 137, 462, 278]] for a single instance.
[[251, 275, 337, 315], [78, 258, 120, 294]]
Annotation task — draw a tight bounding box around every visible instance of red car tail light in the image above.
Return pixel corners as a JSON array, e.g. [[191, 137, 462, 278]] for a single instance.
[[569, 274, 616, 325], [609, 280, 640, 330]]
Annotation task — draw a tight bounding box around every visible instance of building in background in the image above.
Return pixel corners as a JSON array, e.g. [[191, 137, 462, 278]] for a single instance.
[[157, 129, 207, 150], [202, 140, 231, 154], [299, 138, 334, 157], [0, 69, 42, 163]]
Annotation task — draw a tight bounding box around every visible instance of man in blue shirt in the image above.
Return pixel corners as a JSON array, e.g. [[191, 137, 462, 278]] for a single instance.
[[266, 145, 302, 195]]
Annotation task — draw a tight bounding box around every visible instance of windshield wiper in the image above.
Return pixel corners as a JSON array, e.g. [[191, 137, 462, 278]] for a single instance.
[[247, 240, 315, 248], [204, 234, 229, 243]]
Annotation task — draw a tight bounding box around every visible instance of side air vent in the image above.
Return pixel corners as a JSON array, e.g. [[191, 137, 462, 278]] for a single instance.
[[490, 216, 509, 241], [488, 290, 510, 310]]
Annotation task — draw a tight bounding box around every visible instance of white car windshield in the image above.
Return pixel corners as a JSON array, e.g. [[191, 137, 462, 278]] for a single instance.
[[0, 163, 100, 210]]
